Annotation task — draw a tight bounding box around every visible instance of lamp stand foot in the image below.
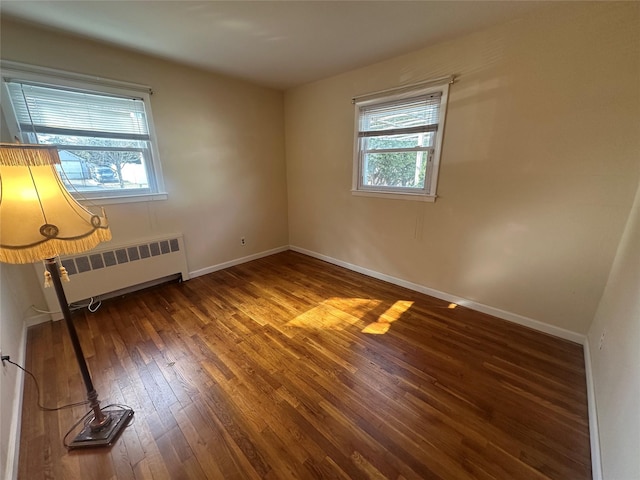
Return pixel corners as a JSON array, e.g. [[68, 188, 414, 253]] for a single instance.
[[67, 408, 134, 449]]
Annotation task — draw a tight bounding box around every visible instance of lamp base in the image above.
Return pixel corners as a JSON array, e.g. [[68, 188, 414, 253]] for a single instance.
[[67, 408, 134, 449]]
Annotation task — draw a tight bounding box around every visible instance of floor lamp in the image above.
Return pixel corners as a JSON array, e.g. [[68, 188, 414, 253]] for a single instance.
[[0, 143, 133, 448]]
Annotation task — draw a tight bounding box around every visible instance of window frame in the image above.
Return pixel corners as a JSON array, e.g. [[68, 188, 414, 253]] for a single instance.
[[0, 61, 167, 204], [352, 77, 452, 202]]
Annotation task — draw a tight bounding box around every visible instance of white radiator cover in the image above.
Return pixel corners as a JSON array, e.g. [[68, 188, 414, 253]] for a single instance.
[[35, 233, 190, 320]]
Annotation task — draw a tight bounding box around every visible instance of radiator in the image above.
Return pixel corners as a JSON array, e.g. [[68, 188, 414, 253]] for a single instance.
[[35, 233, 190, 320]]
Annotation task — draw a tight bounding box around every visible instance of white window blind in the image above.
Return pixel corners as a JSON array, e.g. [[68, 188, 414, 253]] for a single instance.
[[2, 64, 166, 202], [352, 79, 451, 200], [359, 93, 442, 138], [7, 82, 150, 140]]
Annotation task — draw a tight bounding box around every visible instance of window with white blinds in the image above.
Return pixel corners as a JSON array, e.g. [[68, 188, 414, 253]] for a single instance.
[[353, 79, 451, 201], [1, 64, 165, 202]]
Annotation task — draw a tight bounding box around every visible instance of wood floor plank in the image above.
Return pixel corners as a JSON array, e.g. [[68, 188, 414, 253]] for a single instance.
[[17, 251, 591, 479]]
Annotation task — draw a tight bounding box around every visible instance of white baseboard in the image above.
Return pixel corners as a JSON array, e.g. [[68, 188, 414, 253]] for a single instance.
[[290, 246, 602, 475], [26, 246, 292, 326], [583, 339, 603, 480], [29, 244, 585, 344], [4, 321, 28, 480], [9, 245, 600, 480], [189, 246, 289, 279], [289, 245, 585, 344], [25, 312, 52, 327]]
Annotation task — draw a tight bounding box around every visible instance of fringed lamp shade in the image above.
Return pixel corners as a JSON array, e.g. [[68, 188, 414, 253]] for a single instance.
[[0, 144, 133, 448], [0, 143, 111, 264]]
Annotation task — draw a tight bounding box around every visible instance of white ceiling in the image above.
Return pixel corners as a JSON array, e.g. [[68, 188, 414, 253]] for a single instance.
[[0, 1, 548, 90]]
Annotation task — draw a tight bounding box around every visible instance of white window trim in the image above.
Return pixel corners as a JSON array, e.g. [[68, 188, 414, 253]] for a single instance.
[[78, 192, 169, 206], [0, 61, 167, 205], [351, 190, 437, 202], [352, 76, 453, 202]]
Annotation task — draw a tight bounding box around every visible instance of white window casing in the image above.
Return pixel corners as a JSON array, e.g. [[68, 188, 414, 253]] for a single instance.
[[352, 76, 453, 202], [0, 61, 166, 204]]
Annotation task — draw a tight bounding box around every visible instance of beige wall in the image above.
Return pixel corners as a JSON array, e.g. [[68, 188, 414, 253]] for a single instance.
[[285, 2, 640, 334], [0, 263, 42, 479], [1, 5, 639, 476], [587, 176, 640, 479], [1, 18, 289, 277], [0, 20, 289, 478]]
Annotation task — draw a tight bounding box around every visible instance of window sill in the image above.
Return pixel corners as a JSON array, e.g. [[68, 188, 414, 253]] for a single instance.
[[77, 192, 168, 206], [351, 190, 437, 202]]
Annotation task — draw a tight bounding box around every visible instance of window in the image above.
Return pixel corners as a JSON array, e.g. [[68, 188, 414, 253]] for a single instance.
[[352, 77, 452, 201], [1, 62, 165, 203]]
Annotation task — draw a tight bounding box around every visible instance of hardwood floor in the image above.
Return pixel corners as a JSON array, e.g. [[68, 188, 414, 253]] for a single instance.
[[18, 251, 591, 479]]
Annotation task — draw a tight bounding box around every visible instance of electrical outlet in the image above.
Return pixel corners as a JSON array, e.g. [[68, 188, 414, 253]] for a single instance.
[[599, 330, 606, 350], [241, 237, 246, 246]]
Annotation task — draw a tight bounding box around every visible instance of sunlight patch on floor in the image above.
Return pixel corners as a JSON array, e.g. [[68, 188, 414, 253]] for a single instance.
[[361, 300, 413, 335], [285, 298, 381, 330], [285, 297, 414, 334], [361, 321, 392, 335]]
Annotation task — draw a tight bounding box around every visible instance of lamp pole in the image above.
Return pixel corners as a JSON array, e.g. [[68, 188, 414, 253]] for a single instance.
[[45, 257, 111, 431], [0, 143, 133, 448]]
